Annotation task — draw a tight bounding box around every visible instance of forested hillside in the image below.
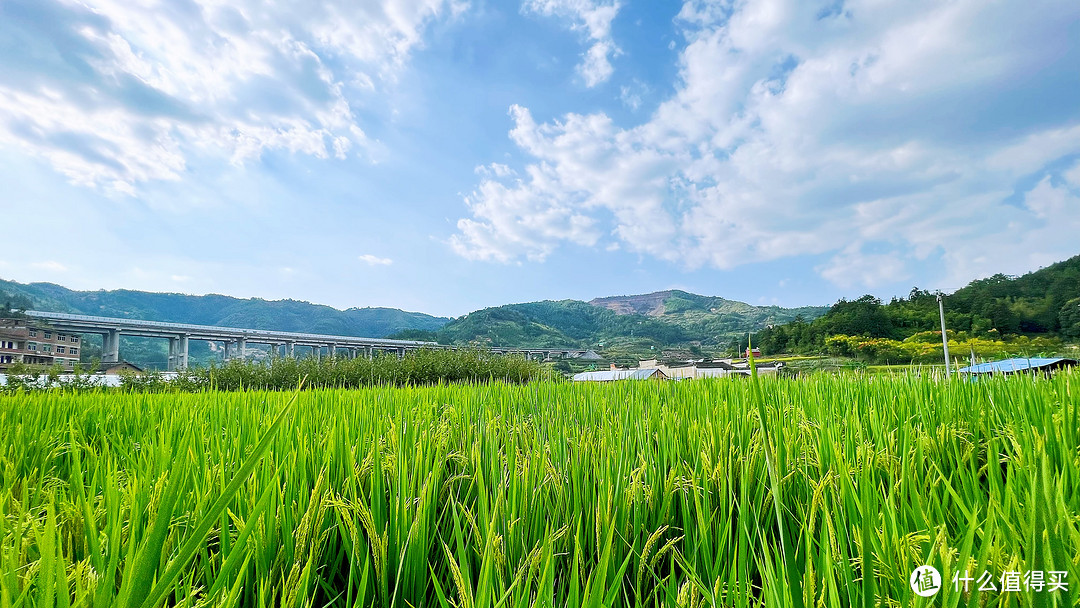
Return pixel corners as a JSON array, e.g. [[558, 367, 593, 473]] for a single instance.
[[2, 279, 826, 363], [0, 279, 450, 369], [745, 254, 1080, 358], [419, 292, 828, 354], [0, 279, 449, 337], [431, 300, 689, 348], [10, 251, 1075, 369]]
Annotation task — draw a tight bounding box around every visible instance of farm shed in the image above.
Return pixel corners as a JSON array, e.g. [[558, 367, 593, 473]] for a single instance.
[[958, 357, 1077, 375]]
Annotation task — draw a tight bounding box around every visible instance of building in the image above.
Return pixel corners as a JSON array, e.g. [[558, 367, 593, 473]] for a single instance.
[[572, 368, 669, 382], [633, 358, 781, 379], [0, 318, 82, 371], [958, 357, 1077, 376], [745, 347, 762, 358], [97, 361, 144, 375]]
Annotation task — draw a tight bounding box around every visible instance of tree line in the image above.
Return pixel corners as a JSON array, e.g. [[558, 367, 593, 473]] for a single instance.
[[738, 254, 1080, 356]]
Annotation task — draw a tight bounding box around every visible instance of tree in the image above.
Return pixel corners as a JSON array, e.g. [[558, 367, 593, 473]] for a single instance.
[[1060, 298, 1080, 338], [0, 290, 32, 318], [982, 300, 1020, 334], [824, 295, 895, 338]]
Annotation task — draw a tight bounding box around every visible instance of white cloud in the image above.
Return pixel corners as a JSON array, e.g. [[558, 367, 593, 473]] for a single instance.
[[30, 261, 69, 273], [523, 0, 621, 87], [453, 104, 683, 262], [454, 0, 1080, 289], [619, 79, 648, 110], [449, 154, 601, 262], [1064, 160, 1080, 189], [358, 254, 393, 266], [475, 162, 514, 177], [817, 246, 910, 289], [0, 0, 458, 193], [1024, 176, 1071, 219]]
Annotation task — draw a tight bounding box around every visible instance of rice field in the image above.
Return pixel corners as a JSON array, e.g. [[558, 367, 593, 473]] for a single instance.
[[1, 373, 1078, 607]]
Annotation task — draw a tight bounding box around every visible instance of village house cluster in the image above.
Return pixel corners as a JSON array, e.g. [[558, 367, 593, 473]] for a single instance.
[[0, 318, 81, 371], [573, 357, 782, 382]]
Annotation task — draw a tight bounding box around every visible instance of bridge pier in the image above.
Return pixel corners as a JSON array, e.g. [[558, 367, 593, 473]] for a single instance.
[[103, 329, 121, 364], [178, 335, 189, 370], [286, 341, 295, 358], [329, 343, 337, 358], [168, 337, 179, 371], [166, 335, 190, 371]]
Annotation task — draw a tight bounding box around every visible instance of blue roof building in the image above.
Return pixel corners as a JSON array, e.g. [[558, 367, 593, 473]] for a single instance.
[[957, 357, 1077, 375]]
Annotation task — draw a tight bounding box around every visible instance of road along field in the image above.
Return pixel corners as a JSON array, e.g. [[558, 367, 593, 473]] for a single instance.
[[2, 373, 1078, 607]]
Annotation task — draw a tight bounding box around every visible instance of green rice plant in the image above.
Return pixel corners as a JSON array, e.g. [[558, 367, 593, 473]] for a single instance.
[[1, 371, 1078, 606], [1, 349, 548, 395]]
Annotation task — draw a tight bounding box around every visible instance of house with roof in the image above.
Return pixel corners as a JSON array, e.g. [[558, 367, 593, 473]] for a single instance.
[[626, 358, 782, 380], [958, 357, 1077, 376], [572, 368, 668, 382]]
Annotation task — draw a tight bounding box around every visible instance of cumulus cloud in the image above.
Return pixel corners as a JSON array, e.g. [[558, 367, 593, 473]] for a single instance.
[[818, 246, 910, 289], [523, 0, 621, 86], [358, 254, 393, 266], [455, 0, 1080, 288], [450, 155, 602, 262], [0, 0, 458, 193]]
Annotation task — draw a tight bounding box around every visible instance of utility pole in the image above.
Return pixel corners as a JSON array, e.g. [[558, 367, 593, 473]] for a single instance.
[[937, 294, 951, 375]]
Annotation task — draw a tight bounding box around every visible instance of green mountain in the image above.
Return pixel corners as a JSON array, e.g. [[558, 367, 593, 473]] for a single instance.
[[0, 279, 825, 365], [0, 279, 450, 338], [746, 253, 1080, 355], [591, 290, 829, 342], [8, 253, 1077, 368], [433, 300, 689, 348], [426, 292, 828, 356]]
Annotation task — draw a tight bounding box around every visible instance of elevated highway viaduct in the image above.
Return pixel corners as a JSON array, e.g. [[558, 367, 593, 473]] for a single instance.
[[25, 311, 590, 370]]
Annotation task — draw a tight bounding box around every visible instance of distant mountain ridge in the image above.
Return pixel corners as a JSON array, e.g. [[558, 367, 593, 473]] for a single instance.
[[0, 279, 449, 338], [6, 253, 1078, 366], [590, 290, 823, 320], [430, 291, 829, 352], [1, 278, 829, 362]]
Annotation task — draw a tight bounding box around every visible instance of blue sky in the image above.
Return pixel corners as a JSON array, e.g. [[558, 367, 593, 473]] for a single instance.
[[0, 0, 1078, 317]]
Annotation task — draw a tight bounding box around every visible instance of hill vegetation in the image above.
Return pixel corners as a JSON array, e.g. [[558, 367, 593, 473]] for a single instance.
[[746, 253, 1080, 361], [2, 278, 824, 366], [0, 279, 449, 337], [418, 292, 828, 360], [0, 279, 449, 368], [7, 252, 1077, 368]]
